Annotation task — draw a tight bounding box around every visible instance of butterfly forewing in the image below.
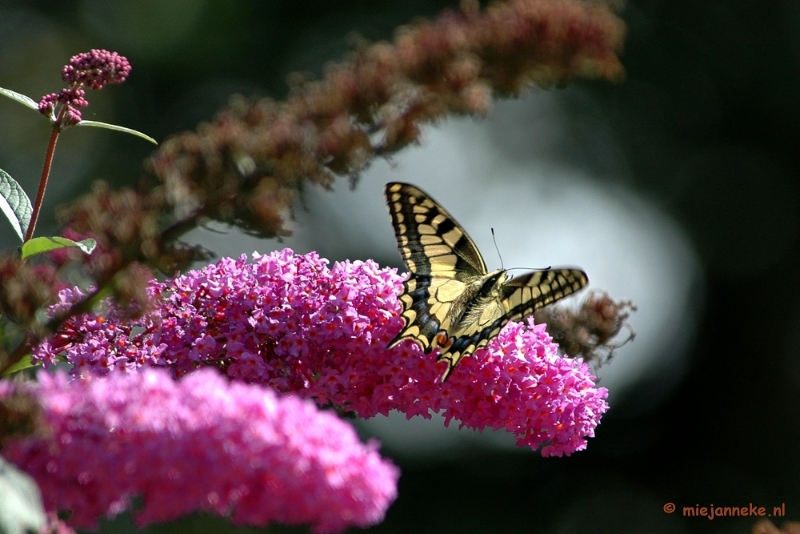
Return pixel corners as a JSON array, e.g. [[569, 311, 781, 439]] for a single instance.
[[384, 182, 588, 382], [385, 182, 486, 277], [386, 183, 483, 353]]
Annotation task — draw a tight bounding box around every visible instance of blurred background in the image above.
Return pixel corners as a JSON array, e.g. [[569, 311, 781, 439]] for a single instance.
[[1, 1, 799, 533]]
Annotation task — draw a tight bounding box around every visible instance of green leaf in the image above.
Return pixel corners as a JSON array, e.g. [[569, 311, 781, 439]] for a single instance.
[[21, 236, 97, 260], [1, 354, 38, 376], [76, 120, 158, 145], [0, 169, 32, 243], [0, 87, 39, 111]]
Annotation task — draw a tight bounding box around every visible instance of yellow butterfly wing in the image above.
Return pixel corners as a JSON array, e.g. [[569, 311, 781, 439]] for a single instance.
[[384, 181, 588, 381], [385, 182, 487, 353]]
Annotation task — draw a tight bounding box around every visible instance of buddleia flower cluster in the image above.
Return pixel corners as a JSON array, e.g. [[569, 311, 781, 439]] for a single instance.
[[33, 248, 608, 456], [0, 368, 399, 533]]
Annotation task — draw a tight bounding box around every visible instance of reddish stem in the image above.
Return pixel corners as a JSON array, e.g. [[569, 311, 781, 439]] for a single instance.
[[25, 124, 61, 241]]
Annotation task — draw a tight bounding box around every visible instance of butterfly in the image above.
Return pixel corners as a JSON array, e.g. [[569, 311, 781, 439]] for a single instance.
[[384, 182, 588, 381]]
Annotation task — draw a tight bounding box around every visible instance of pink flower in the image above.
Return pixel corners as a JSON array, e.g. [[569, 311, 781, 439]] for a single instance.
[[34, 248, 608, 456], [2, 368, 398, 534]]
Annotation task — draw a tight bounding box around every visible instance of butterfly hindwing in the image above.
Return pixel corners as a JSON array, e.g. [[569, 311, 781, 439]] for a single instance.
[[435, 268, 588, 380], [500, 268, 589, 322], [434, 289, 506, 380], [384, 182, 588, 381]]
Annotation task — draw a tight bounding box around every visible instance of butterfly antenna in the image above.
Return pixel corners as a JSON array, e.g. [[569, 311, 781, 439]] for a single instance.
[[490, 228, 550, 272], [491, 228, 505, 270]]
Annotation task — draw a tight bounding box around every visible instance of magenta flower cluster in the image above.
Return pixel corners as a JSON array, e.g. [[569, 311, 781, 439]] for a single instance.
[[34, 249, 608, 456], [1, 368, 398, 534], [35, 248, 608, 456], [38, 49, 130, 127]]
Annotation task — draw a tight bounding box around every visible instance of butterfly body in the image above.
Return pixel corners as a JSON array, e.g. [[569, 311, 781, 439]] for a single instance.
[[385, 182, 587, 381]]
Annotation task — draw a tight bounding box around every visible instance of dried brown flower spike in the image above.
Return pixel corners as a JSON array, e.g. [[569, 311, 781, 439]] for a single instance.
[[148, 0, 624, 240]]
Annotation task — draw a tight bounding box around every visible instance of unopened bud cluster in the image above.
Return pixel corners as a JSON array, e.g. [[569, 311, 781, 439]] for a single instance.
[[38, 49, 131, 127]]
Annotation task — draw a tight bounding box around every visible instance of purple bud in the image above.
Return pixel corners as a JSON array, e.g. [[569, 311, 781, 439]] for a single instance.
[[57, 107, 83, 127], [37, 93, 58, 116], [61, 49, 131, 90]]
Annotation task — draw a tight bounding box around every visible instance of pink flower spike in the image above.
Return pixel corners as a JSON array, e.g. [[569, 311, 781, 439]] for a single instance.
[[2, 369, 399, 534], [34, 248, 608, 456]]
